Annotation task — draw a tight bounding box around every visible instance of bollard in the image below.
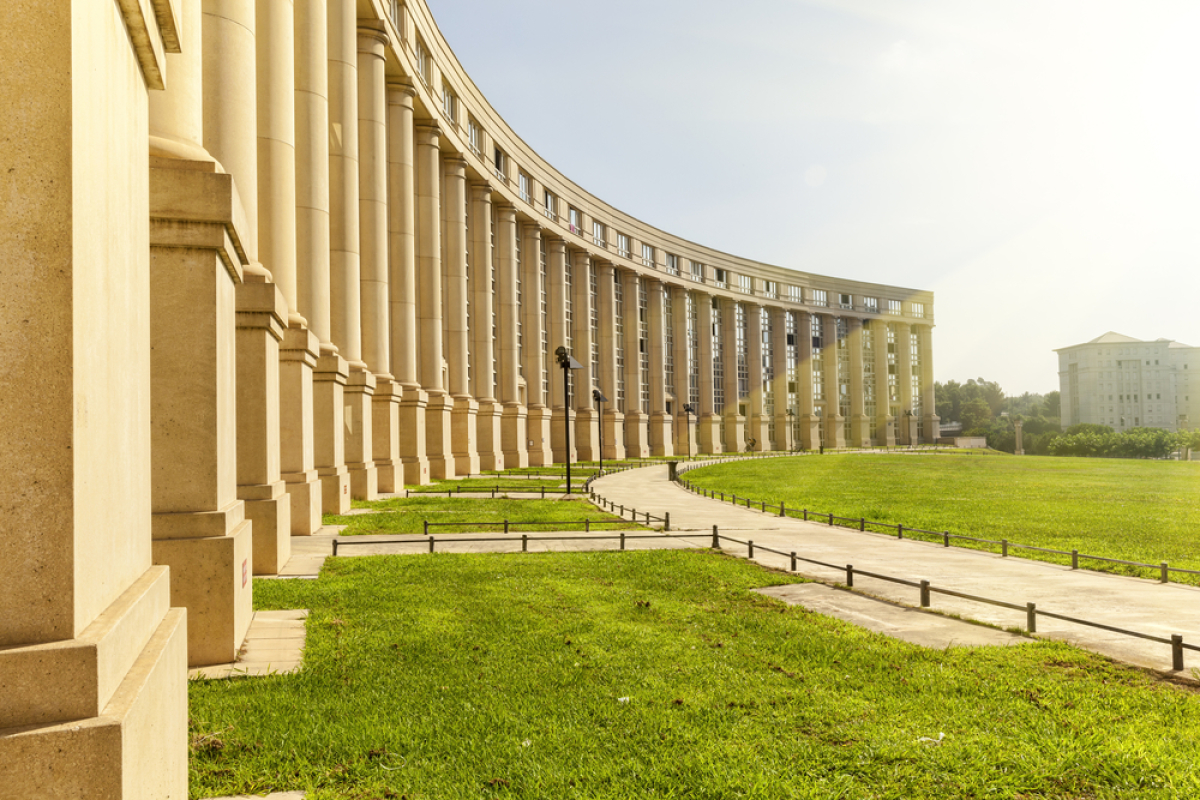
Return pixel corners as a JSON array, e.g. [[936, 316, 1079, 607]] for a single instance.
[[620, 532, 626, 551], [1002, 539, 1008, 558], [860, 517, 865, 532], [1071, 550, 1079, 570], [780, 501, 786, 518], [733, 494, 738, 504], [492, 487, 496, 498], [504, 520, 510, 535], [1172, 634, 1184, 671], [424, 520, 429, 535], [791, 552, 797, 571], [846, 564, 854, 588], [620, 504, 625, 516], [645, 511, 650, 525], [828, 513, 834, 527], [712, 525, 720, 549], [803, 509, 808, 521], [1161, 562, 1170, 584], [1026, 602, 1037, 633], [748, 540, 755, 558], [665, 512, 671, 531], [541, 486, 545, 499], [897, 523, 903, 540], [585, 519, 590, 532], [522, 534, 528, 552], [760, 500, 765, 512], [332, 539, 339, 556], [429, 536, 435, 553], [920, 580, 930, 607], [943, 531, 950, 547]]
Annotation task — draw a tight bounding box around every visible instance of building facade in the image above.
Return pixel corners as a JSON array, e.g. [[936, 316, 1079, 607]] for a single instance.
[[0, 0, 935, 795], [1057, 332, 1198, 432]]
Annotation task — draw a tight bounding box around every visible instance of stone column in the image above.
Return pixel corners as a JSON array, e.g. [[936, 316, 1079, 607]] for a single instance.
[[696, 293, 721, 453], [547, 239, 576, 462], [721, 298, 744, 452], [496, 205, 528, 467], [670, 287, 693, 456], [746, 304, 769, 451], [622, 271, 649, 457], [596, 262, 626, 460], [874, 320, 896, 447], [769, 307, 792, 451], [919, 324, 941, 443], [1, 5, 186, 791], [822, 314, 846, 448], [470, 183, 502, 470], [387, 80, 429, 484], [416, 123, 454, 478], [848, 317, 871, 447], [896, 321, 917, 445], [796, 311, 821, 449], [571, 251, 599, 460], [444, 155, 479, 475], [647, 280, 673, 456], [523, 223, 555, 465]]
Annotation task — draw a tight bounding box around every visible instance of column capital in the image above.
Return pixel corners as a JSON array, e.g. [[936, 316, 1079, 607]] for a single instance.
[[495, 203, 518, 222], [356, 21, 390, 52], [546, 235, 567, 254], [443, 152, 467, 169], [386, 79, 418, 103], [415, 121, 442, 143], [469, 179, 492, 198]]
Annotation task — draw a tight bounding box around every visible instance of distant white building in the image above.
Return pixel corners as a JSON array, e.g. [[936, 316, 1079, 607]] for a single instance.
[[1056, 332, 1199, 432]]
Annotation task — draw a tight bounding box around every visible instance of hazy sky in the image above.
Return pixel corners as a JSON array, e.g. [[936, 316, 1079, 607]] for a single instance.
[[425, 0, 1200, 395]]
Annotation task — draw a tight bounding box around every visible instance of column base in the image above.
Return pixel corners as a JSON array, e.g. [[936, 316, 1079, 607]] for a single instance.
[[574, 409, 600, 462], [648, 412, 673, 457], [877, 416, 897, 447], [601, 410, 627, 461], [772, 415, 794, 452], [901, 416, 919, 447], [0, 576, 187, 800], [283, 470, 322, 535], [239, 481, 291, 574], [824, 415, 846, 449], [550, 407, 577, 464], [800, 414, 822, 450], [399, 385, 431, 485], [745, 414, 770, 452], [722, 414, 746, 453], [526, 406, 555, 466], [476, 399, 504, 472], [426, 393, 456, 480], [345, 368, 378, 501], [452, 396, 481, 476], [319, 466, 351, 515], [372, 381, 404, 493], [673, 415, 695, 458], [850, 414, 872, 449], [501, 403, 529, 468], [152, 521, 253, 667], [697, 414, 722, 454], [923, 413, 942, 445], [348, 463, 379, 502], [623, 411, 649, 459]]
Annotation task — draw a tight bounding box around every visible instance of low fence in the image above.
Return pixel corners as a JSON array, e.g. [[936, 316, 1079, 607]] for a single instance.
[[332, 531, 676, 556], [420, 515, 667, 534], [672, 462, 1199, 586]]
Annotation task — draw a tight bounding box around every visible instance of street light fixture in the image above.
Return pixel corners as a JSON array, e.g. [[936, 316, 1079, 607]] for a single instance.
[[555, 346, 584, 493], [593, 389, 608, 475], [682, 403, 697, 459]]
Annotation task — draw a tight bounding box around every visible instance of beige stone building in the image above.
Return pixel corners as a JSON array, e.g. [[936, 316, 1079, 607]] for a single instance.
[[0, 0, 935, 795], [1057, 332, 1198, 432]]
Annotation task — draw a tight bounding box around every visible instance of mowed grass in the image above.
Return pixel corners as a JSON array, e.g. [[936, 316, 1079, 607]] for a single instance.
[[685, 453, 1200, 578], [189, 551, 1200, 799], [331, 496, 639, 535]]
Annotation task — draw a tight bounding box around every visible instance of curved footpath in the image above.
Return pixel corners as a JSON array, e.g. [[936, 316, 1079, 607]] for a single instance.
[[591, 464, 1200, 675]]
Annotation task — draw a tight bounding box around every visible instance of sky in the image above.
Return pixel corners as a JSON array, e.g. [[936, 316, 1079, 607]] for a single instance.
[[425, 0, 1200, 396]]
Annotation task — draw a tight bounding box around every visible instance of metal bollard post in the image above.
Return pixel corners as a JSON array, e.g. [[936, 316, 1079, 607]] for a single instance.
[[846, 565, 854, 587], [332, 539, 339, 556], [1071, 550, 1079, 570], [542, 486, 545, 498], [645, 511, 650, 525], [712, 525, 720, 549], [828, 513, 834, 526], [748, 540, 755, 558], [803, 509, 808, 521], [920, 580, 930, 607], [733, 494, 737, 504], [424, 520, 429, 535], [1026, 602, 1037, 633], [504, 520, 510, 535], [791, 552, 797, 571], [620, 504, 625, 516], [522, 534, 528, 552], [761, 501, 766, 512], [860, 517, 865, 532], [943, 531, 950, 547], [620, 532, 626, 551], [1002, 539, 1008, 557], [1172, 634, 1184, 671], [429, 536, 435, 553], [665, 512, 671, 531], [897, 523, 903, 540], [780, 501, 786, 518], [1161, 563, 1169, 584], [585, 519, 591, 532]]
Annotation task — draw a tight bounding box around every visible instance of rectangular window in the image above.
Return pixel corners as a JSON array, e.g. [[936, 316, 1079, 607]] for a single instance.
[[690, 260, 704, 283], [864, 296, 879, 313], [414, 39, 430, 84], [763, 280, 777, 299], [492, 147, 506, 182], [518, 171, 531, 203], [738, 274, 752, 294], [468, 119, 482, 156], [441, 83, 456, 123], [641, 243, 655, 268], [664, 253, 679, 276], [568, 207, 581, 235], [839, 293, 852, 310], [788, 285, 802, 303], [887, 299, 902, 315], [911, 301, 925, 317], [713, 268, 727, 288], [811, 289, 827, 307], [543, 190, 556, 221], [616, 232, 630, 258], [593, 221, 606, 247]]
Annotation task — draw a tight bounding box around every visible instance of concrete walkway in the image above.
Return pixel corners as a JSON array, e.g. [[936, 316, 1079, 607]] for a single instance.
[[591, 464, 1200, 674]]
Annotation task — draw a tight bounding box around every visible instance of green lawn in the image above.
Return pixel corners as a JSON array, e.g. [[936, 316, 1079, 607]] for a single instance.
[[189, 551, 1200, 799], [683, 453, 1200, 579], [332, 496, 640, 535]]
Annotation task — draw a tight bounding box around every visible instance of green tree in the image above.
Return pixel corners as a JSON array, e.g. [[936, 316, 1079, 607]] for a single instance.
[[960, 397, 992, 432]]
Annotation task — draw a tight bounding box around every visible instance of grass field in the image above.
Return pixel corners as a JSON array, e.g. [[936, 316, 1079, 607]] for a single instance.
[[332, 496, 639, 535], [189, 551, 1200, 799], [684, 453, 1200, 579]]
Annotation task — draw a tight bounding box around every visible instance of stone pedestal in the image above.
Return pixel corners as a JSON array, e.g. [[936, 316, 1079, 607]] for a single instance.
[[824, 414, 846, 449], [773, 414, 793, 452], [426, 392, 456, 479], [925, 413, 942, 446], [345, 367, 378, 500], [574, 409, 600, 462], [476, 399, 504, 472], [624, 412, 651, 459], [697, 414, 722, 454], [849, 414, 872, 449], [674, 415, 695, 458], [901, 414, 919, 447], [526, 406, 555, 465], [502, 403, 530, 468], [723, 413, 746, 453], [747, 414, 770, 452], [601, 410, 627, 461], [452, 396, 481, 476], [315, 353, 351, 514], [878, 416, 897, 448], [399, 385, 431, 484], [372, 380, 404, 492], [649, 412, 674, 457], [281, 325, 323, 535], [550, 408, 577, 464], [799, 414, 822, 450]]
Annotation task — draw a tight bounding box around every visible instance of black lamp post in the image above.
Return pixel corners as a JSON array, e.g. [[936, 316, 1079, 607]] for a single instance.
[[555, 346, 584, 492], [682, 403, 697, 459], [592, 389, 608, 475]]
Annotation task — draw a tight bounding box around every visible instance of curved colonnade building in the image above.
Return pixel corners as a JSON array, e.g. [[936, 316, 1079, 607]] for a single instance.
[[0, 0, 935, 794]]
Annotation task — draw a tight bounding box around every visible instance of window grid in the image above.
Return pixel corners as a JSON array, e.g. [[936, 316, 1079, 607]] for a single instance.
[[811, 289, 828, 307], [665, 253, 679, 276], [787, 312, 799, 446], [736, 304, 749, 400], [664, 290, 675, 402], [518, 172, 531, 203], [593, 221, 605, 248], [615, 273, 625, 413], [468, 120, 482, 157], [688, 294, 699, 408], [713, 301, 725, 416], [838, 318, 851, 441], [540, 240, 549, 401], [690, 261, 704, 283], [911, 331, 922, 438], [863, 321, 877, 438], [713, 268, 728, 289], [441, 84, 456, 123], [616, 233, 630, 259], [642, 243, 655, 268], [490, 207, 498, 398], [543, 190, 556, 221], [564, 257, 574, 400], [764, 312, 774, 440], [887, 324, 898, 413], [811, 314, 824, 412], [638, 280, 649, 414], [788, 285, 803, 303], [590, 266, 599, 391], [516, 230, 524, 383]]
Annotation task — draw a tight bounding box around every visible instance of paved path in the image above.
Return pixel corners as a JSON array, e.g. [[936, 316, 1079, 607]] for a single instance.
[[591, 464, 1200, 674]]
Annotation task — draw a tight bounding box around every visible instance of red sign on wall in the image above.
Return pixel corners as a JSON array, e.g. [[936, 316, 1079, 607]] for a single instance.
[[242, 559, 248, 588]]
